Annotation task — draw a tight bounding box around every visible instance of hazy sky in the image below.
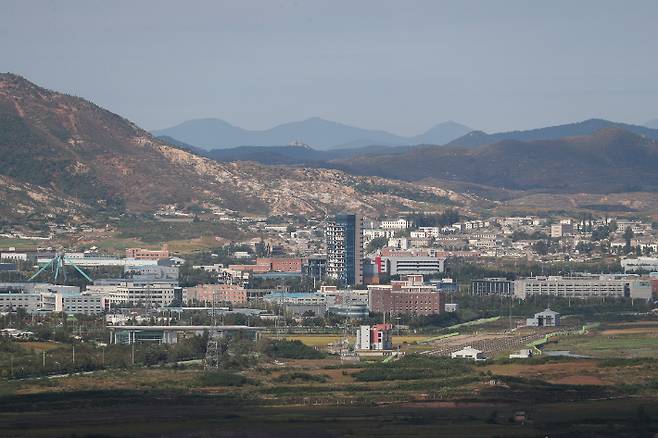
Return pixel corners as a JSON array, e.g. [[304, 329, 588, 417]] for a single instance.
[[2, 0, 658, 134]]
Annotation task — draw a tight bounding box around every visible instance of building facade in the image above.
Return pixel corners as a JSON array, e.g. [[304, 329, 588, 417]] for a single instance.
[[471, 278, 514, 295], [326, 213, 363, 286], [63, 294, 108, 314], [381, 255, 445, 276], [184, 284, 247, 305], [368, 275, 444, 315], [355, 323, 393, 350], [125, 244, 170, 260], [513, 276, 652, 300]]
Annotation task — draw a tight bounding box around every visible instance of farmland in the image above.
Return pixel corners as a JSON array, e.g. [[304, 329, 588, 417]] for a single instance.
[[2, 319, 658, 436]]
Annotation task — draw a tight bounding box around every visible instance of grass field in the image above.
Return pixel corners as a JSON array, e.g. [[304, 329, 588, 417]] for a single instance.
[[89, 234, 223, 254], [543, 323, 658, 358], [0, 238, 44, 250]]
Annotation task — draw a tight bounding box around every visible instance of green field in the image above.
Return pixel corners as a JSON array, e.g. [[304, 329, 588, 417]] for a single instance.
[[0, 238, 44, 250], [544, 332, 658, 358]]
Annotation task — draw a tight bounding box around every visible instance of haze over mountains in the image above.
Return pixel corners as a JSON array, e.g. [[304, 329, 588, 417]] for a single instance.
[[152, 118, 473, 151]]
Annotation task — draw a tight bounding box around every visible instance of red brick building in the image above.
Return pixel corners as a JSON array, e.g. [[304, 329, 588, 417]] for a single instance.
[[125, 244, 169, 260], [256, 257, 302, 272], [368, 275, 444, 316], [184, 284, 247, 305]]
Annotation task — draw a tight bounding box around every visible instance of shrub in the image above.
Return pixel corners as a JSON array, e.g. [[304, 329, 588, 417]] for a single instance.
[[265, 340, 324, 359], [196, 371, 252, 387], [273, 372, 329, 384]]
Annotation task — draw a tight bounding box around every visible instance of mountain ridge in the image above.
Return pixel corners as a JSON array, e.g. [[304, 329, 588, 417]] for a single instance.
[[153, 117, 472, 151], [0, 73, 462, 222], [328, 127, 658, 193], [448, 118, 658, 148]]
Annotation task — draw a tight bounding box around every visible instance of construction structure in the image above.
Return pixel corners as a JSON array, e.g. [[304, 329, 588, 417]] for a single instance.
[[326, 213, 363, 286], [29, 253, 93, 283]]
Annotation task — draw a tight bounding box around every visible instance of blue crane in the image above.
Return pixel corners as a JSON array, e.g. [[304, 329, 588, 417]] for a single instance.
[[29, 253, 93, 283]]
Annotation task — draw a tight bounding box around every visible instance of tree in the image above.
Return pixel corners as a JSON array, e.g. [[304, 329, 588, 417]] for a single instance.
[[624, 226, 634, 254], [591, 226, 610, 241], [532, 240, 550, 255], [366, 237, 388, 253]]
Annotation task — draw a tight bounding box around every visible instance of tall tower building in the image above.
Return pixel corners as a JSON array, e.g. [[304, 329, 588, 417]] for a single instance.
[[326, 213, 363, 286]]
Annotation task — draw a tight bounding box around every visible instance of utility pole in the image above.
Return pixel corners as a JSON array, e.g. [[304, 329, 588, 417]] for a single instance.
[[205, 288, 220, 369], [72, 345, 75, 364], [131, 341, 135, 366], [43, 351, 46, 367]]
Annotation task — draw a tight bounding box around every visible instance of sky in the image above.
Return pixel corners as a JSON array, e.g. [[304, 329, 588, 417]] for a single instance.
[[2, 0, 658, 135]]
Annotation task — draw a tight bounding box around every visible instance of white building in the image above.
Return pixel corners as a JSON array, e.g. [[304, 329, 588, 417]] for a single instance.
[[445, 303, 459, 312], [387, 237, 409, 250], [514, 276, 652, 300], [410, 227, 441, 239], [86, 280, 181, 307], [551, 222, 573, 238], [0, 291, 62, 313], [526, 308, 560, 327], [63, 294, 108, 314], [380, 219, 410, 230], [621, 257, 658, 273], [355, 324, 393, 350], [451, 346, 485, 361], [36, 253, 158, 268], [509, 349, 533, 359], [0, 252, 28, 261], [363, 229, 396, 247], [381, 255, 445, 276]]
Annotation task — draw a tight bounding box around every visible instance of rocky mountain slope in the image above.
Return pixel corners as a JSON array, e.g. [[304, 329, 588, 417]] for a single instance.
[[0, 73, 462, 222]]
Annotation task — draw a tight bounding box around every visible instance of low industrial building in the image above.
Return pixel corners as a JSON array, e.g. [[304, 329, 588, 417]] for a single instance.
[[451, 346, 485, 361], [526, 308, 560, 327], [107, 325, 264, 344], [513, 276, 652, 300]]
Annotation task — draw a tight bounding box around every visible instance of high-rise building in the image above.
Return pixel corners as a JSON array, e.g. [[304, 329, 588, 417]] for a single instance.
[[326, 213, 363, 286]]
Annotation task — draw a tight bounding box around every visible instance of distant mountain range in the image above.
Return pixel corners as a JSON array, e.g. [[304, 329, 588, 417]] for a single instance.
[[448, 118, 658, 148], [152, 118, 473, 150], [329, 128, 658, 193]]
